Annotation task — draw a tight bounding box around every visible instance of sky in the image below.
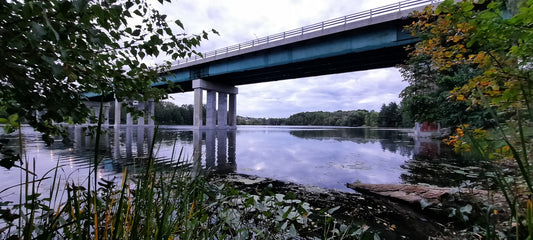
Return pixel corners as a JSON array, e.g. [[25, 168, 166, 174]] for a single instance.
[[158, 0, 409, 118]]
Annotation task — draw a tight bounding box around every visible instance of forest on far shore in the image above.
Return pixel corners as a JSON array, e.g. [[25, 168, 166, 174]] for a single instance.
[[149, 101, 412, 128]]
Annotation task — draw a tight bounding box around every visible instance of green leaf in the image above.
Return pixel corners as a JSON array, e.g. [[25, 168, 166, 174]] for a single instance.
[[282, 206, 293, 219], [174, 20, 184, 29], [8, 114, 18, 124], [289, 224, 298, 238], [31, 22, 46, 37], [327, 206, 340, 214], [164, 27, 172, 35], [125, 1, 134, 9], [463, 2, 474, 11]]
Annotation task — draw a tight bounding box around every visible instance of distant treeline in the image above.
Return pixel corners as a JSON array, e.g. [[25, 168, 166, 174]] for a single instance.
[[154, 102, 195, 125], [149, 101, 411, 128], [238, 102, 410, 127]]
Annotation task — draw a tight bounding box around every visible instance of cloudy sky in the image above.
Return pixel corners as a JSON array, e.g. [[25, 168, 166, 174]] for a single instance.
[[159, 0, 409, 118]]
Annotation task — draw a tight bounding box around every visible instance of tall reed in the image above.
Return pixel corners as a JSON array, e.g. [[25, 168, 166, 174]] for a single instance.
[[0, 101, 365, 239]]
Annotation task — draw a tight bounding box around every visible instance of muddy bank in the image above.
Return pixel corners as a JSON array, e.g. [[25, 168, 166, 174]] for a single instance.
[[210, 173, 499, 239]]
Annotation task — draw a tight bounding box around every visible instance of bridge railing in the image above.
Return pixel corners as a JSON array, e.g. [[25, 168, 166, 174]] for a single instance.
[[171, 0, 440, 67]]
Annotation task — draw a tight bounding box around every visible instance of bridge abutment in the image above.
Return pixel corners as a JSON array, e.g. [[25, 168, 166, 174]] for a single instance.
[[192, 79, 238, 130]]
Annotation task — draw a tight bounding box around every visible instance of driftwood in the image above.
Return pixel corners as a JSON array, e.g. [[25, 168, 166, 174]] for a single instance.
[[347, 183, 507, 210]]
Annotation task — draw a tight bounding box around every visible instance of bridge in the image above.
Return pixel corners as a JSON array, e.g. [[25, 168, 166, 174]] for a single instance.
[[97, 0, 441, 130]]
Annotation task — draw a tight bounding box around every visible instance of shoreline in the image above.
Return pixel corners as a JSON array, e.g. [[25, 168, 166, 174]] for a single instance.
[[211, 173, 493, 239]]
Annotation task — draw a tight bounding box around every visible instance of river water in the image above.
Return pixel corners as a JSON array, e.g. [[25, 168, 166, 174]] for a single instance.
[[0, 125, 480, 201]]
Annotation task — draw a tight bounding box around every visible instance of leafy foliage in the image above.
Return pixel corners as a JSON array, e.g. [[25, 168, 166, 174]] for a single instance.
[[0, 0, 215, 141], [154, 102, 195, 125], [237, 109, 387, 127], [399, 55, 491, 128], [377, 102, 402, 127], [405, 0, 533, 237]]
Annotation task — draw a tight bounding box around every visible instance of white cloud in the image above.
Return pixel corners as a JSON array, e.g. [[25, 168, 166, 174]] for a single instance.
[[163, 0, 409, 118]]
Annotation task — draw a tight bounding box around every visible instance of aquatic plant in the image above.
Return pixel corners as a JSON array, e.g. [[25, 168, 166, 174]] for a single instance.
[[0, 108, 370, 239]]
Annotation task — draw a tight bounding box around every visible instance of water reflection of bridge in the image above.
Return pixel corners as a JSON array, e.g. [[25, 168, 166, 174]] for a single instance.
[[193, 130, 236, 173], [69, 126, 236, 173]]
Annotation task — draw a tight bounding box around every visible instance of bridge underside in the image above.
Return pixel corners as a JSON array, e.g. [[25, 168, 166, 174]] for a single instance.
[[168, 45, 410, 93], [205, 45, 408, 87], [167, 18, 415, 92]]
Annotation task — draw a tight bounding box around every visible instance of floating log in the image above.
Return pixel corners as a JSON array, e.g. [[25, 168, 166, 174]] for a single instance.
[[347, 183, 506, 209]]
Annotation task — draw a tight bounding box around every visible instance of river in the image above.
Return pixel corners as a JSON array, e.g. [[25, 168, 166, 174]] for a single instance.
[[0, 125, 480, 201]]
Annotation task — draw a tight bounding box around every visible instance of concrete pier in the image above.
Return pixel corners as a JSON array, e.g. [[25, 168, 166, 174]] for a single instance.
[[192, 79, 238, 129], [147, 99, 155, 126], [206, 90, 217, 128], [228, 94, 237, 127], [114, 99, 121, 128], [84, 101, 111, 125], [193, 88, 203, 128], [217, 93, 228, 128]]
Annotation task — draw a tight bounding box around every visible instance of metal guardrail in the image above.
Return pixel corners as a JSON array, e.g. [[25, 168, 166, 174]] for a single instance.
[[171, 0, 440, 67]]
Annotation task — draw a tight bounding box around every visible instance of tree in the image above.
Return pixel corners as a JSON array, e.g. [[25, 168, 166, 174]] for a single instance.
[[154, 102, 197, 125], [0, 0, 216, 142], [406, 0, 533, 235], [364, 110, 379, 127], [399, 54, 491, 128], [377, 102, 402, 127]]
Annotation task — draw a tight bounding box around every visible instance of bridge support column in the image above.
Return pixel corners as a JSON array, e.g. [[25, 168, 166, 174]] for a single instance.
[[206, 90, 217, 128], [114, 98, 121, 128], [193, 88, 203, 128], [103, 103, 110, 126], [192, 79, 238, 129], [137, 102, 145, 126], [147, 99, 155, 126], [218, 93, 228, 129], [126, 101, 133, 126], [84, 101, 111, 125], [228, 93, 237, 129]]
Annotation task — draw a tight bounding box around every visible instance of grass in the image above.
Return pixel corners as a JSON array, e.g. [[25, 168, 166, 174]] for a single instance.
[[0, 122, 372, 240]]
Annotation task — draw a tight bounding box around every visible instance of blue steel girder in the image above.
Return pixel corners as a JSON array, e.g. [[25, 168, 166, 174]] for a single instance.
[[162, 18, 416, 92]]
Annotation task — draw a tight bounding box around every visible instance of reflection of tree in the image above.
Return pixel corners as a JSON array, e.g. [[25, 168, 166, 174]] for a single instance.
[[289, 128, 380, 144], [400, 142, 490, 188], [377, 130, 413, 157], [156, 130, 193, 145], [289, 128, 416, 157]]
